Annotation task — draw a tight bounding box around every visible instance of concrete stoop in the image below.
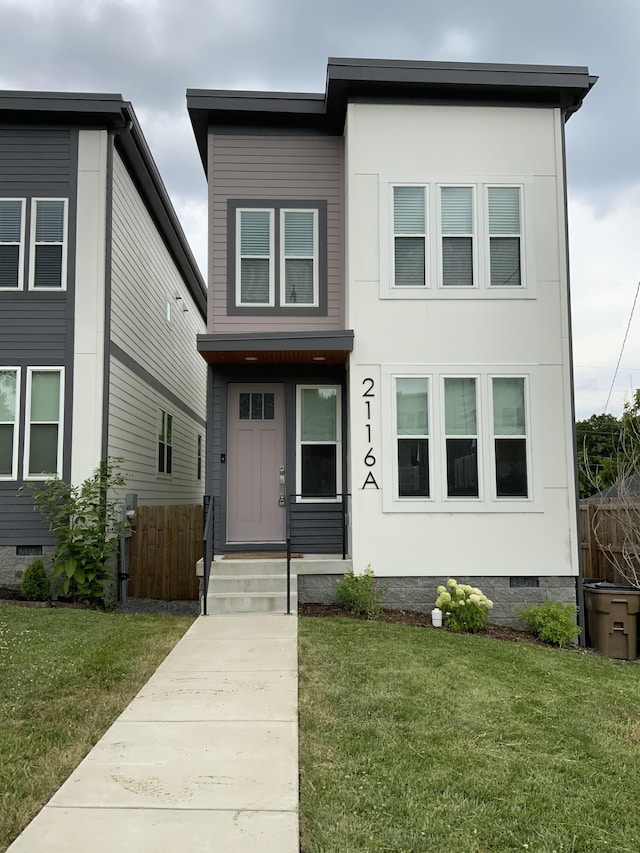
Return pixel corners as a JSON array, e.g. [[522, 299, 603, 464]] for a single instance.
[[203, 556, 352, 615]]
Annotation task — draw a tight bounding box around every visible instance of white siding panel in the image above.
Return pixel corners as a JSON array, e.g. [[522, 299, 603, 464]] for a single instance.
[[108, 358, 204, 505], [110, 151, 206, 419]]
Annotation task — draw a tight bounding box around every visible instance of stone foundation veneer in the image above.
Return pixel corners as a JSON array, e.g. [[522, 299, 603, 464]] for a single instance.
[[0, 546, 56, 589], [297, 574, 578, 628]]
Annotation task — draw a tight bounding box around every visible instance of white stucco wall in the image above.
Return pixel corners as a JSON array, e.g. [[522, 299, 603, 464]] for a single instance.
[[345, 102, 578, 578]]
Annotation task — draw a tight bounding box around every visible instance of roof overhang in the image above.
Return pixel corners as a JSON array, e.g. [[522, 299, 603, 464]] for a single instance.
[[197, 330, 354, 365], [187, 57, 597, 172]]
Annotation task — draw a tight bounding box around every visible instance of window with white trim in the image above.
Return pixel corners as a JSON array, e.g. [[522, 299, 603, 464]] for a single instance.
[[0, 200, 25, 289], [281, 209, 318, 305], [440, 186, 475, 288], [158, 409, 173, 475], [237, 208, 274, 306], [197, 434, 202, 480], [297, 385, 341, 500], [381, 179, 531, 297], [30, 199, 67, 290], [0, 368, 19, 479], [492, 377, 528, 497], [488, 187, 522, 287], [444, 377, 479, 497], [395, 377, 430, 497], [383, 368, 535, 511], [24, 368, 63, 479], [393, 186, 426, 287]]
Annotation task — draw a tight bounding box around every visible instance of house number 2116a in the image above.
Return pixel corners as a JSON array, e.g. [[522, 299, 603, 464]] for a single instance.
[[362, 377, 379, 489]]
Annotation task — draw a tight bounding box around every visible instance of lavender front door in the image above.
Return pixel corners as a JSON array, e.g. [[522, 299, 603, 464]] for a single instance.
[[227, 384, 286, 543]]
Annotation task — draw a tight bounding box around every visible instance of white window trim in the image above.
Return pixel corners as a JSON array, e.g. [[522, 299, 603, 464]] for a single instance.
[[485, 184, 525, 290], [379, 175, 536, 300], [0, 366, 21, 480], [390, 184, 428, 291], [23, 366, 64, 481], [381, 365, 540, 513], [157, 408, 173, 477], [236, 207, 275, 307], [28, 198, 68, 291], [392, 374, 432, 501], [295, 384, 342, 503], [0, 198, 26, 290], [489, 374, 532, 501], [441, 374, 483, 499], [279, 208, 319, 308], [437, 184, 478, 291]]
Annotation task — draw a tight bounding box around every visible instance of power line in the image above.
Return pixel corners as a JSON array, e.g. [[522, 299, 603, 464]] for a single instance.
[[603, 280, 640, 414]]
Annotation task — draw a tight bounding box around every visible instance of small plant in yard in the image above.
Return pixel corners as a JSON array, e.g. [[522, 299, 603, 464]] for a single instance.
[[519, 600, 580, 648], [22, 458, 129, 606], [20, 559, 51, 602], [337, 566, 383, 619], [435, 578, 493, 632]]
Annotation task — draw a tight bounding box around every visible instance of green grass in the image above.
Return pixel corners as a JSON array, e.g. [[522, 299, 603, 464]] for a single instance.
[[299, 617, 640, 853], [0, 605, 194, 851]]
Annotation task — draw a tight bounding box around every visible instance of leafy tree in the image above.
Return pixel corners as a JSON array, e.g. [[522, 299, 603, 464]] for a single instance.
[[576, 413, 621, 498], [22, 458, 129, 605]]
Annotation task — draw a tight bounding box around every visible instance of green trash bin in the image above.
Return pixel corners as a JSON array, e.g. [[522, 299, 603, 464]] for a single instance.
[[584, 582, 640, 661]]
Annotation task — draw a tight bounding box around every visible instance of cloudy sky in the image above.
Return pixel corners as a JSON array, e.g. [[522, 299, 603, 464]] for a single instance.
[[1, 0, 638, 419]]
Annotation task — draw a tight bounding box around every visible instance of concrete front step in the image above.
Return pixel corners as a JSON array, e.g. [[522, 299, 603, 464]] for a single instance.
[[211, 574, 291, 594], [210, 559, 288, 577], [206, 591, 298, 614]]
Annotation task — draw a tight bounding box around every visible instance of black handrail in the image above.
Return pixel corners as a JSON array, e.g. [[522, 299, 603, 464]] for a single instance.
[[202, 495, 214, 616], [285, 493, 350, 616]]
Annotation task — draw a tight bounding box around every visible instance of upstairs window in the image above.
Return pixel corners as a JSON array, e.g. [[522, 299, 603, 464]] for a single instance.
[[0, 200, 25, 289], [281, 209, 318, 306], [30, 199, 67, 290], [25, 368, 63, 479], [488, 187, 522, 287], [0, 368, 19, 479], [237, 208, 274, 306], [393, 186, 426, 287], [440, 186, 474, 287]]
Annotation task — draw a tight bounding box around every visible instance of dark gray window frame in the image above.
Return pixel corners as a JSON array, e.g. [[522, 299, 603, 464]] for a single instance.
[[227, 199, 328, 316]]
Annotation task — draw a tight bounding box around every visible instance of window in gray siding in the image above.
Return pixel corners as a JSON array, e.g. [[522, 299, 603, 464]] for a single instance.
[[488, 187, 522, 287], [197, 434, 202, 480], [282, 210, 317, 305], [0, 368, 19, 479], [30, 199, 67, 290], [237, 209, 274, 305], [25, 368, 63, 479], [158, 409, 173, 475], [441, 187, 474, 287], [0, 199, 25, 289], [297, 386, 341, 500], [393, 186, 426, 287]]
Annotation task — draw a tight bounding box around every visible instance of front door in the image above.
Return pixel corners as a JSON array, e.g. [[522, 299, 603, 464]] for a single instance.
[[227, 383, 286, 543]]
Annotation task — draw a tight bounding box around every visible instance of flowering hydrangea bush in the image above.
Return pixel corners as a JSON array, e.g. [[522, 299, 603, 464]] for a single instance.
[[435, 578, 493, 633]]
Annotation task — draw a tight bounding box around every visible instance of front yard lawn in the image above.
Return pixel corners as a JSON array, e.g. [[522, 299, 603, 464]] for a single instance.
[[0, 605, 194, 852], [299, 616, 640, 853]]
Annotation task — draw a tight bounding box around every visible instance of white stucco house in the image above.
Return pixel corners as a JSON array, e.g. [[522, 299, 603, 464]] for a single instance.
[[188, 58, 596, 623]]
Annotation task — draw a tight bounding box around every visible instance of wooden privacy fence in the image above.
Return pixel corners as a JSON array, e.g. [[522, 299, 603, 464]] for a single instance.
[[579, 502, 640, 583], [128, 504, 202, 600]]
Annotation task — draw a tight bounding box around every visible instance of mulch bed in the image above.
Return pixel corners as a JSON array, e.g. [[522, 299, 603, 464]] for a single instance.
[[0, 587, 88, 610], [298, 602, 550, 646]]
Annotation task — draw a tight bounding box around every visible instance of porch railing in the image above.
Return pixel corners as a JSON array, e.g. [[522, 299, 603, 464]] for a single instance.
[[202, 495, 214, 616], [285, 493, 350, 615]]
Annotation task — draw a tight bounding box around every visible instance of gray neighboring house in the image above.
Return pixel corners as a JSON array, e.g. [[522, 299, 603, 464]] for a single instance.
[[0, 92, 207, 589]]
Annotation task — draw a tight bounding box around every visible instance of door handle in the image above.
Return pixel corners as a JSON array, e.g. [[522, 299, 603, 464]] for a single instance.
[[279, 466, 286, 506]]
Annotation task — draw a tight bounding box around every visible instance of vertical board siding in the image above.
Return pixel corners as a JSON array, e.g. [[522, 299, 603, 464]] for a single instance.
[[128, 504, 202, 599], [108, 358, 205, 505], [110, 151, 206, 418], [209, 134, 345, 333]]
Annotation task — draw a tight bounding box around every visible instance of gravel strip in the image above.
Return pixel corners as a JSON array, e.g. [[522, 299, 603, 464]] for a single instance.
[[116, 598, 200, 617]]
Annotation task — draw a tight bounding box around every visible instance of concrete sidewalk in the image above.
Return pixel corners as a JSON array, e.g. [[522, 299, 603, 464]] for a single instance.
[[8, 614, 299, 852]]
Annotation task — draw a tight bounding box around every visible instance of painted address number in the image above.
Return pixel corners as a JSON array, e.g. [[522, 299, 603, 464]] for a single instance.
[[362, 377, 379, 489]]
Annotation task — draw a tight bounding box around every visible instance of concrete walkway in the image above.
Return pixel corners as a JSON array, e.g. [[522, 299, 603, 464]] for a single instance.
[[8, 614, 299, 852]]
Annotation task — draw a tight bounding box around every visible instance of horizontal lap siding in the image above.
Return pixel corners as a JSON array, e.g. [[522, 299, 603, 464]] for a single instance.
[[110, 151, 206, 421], [289, 503, 345, 554], [0, 127, 74, 546], [108, 358, 204, 505], [209, 134, 344, 333]]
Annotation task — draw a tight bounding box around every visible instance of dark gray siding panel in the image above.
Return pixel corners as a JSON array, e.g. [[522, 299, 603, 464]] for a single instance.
[[289, 502, 345, 554], [0, 297, 68, 360], [0, 488, 53, 546], [0, 128, 73, 193]]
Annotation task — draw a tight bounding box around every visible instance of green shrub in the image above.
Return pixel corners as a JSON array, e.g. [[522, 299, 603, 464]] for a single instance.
[[20, 559, 51, 602], [337, 567, 383, 619], [435, 578, 493, 633], [519, 600, 580, 648]]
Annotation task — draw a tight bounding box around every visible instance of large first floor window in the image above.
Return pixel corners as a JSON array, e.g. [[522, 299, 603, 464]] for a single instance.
[[24, 367, 64, 479], [297, 385, 341, 500], [0, 368, 19, 478], [386, 369, 531, 509]]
